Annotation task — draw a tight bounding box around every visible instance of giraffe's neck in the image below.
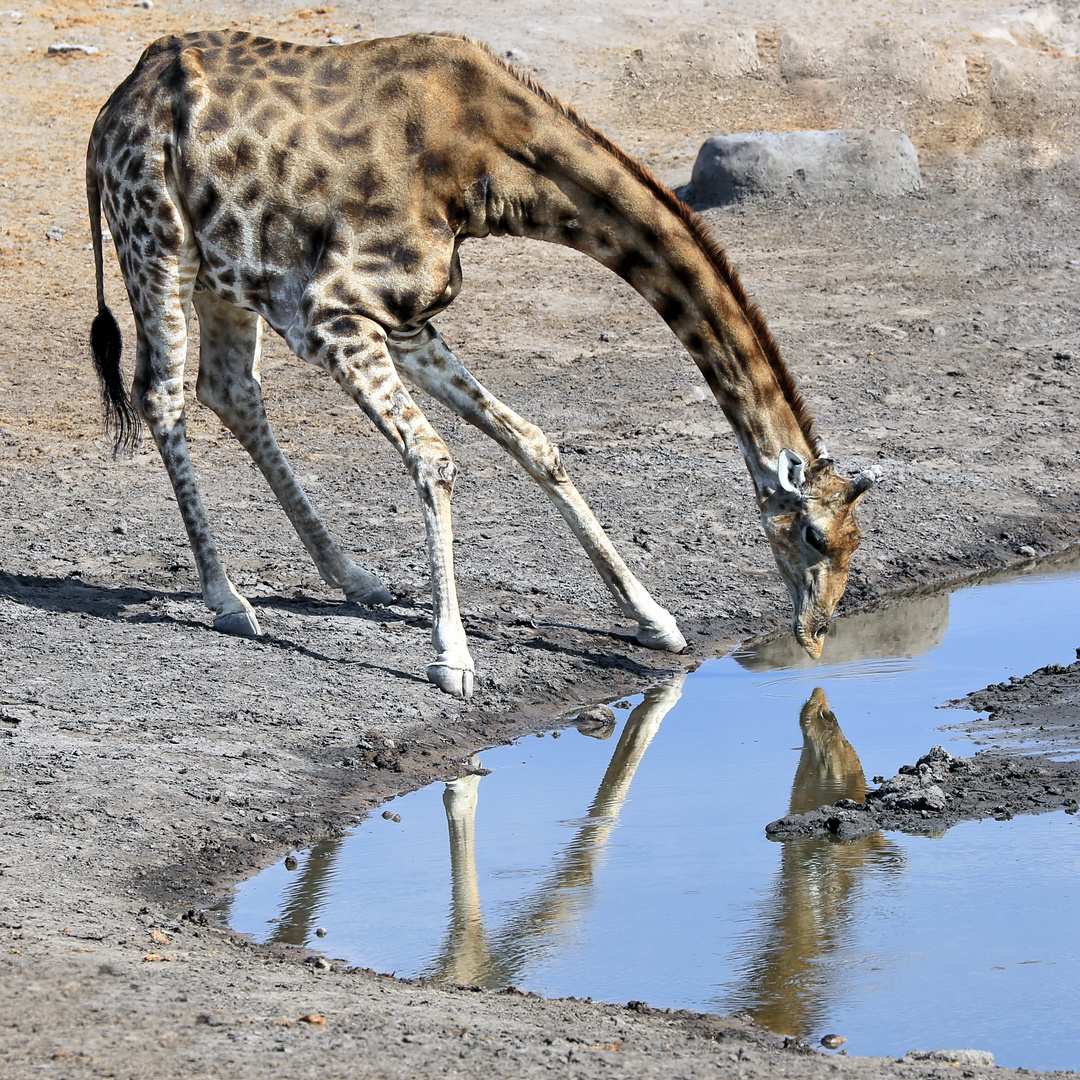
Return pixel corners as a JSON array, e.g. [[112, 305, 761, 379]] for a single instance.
[[460, 126, 818, 500]]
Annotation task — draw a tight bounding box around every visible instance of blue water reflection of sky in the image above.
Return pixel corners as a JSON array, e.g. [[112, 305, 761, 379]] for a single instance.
[[228, 563, 1080, 1070]]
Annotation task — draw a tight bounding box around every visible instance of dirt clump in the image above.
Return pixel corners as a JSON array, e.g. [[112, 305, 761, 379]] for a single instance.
[[766, 745, 1080, 840]]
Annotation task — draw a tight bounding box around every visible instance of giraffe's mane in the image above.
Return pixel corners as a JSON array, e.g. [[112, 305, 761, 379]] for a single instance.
[[464, 36, 822, 458]]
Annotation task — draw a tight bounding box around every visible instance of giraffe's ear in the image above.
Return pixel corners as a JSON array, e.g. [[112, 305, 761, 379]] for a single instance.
[[777, 448, 807, 497]]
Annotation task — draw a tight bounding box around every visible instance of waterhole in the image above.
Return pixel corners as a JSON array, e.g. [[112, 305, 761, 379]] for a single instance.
[[226, 554, 1080, 1069]]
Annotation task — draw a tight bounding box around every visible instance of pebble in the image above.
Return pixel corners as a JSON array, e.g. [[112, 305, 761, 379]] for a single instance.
[[821, 1033, 847, 1049], [1017, 545, 1036, 558], [45, 226, 65, 242], [504, 47, 529, 64], [381, 809, 394, 820], [315, 927, 327, 938], [327, 35, 344, 45], [48, 42, 99, 55], [284, 855, 298, 871], [133, 0, 152, 8]]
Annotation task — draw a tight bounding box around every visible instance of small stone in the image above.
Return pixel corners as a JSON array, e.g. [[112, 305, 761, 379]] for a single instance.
[[1017, 545, 1036, 558], [504, 47, 529, 64], [284, 855, 298, 871], [932, 325, 947, 338], [381, 809, 394, 820], [308, 957, 332, 972], [315, 927, 327, 938], [45, 226, 65, 242], [821, 1034, 847, 1049], [392, 813, 401, 823], [599, 331, 616, 342], [683, 385, 709, 404], [113, 520, 128, 535], [574, 704, 617, 740], [133, 0, 152, 8], [47, 41, 99, 55], [327, 35, 344, 45], [298, 1012, 327, 1025]]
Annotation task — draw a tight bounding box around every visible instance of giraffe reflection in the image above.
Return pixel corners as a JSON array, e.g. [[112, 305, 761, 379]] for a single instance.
[[429, 675, 686, 986], [720, 688, 905, 1038]]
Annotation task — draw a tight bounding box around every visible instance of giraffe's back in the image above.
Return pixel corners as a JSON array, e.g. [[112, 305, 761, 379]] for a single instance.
[[88, 31, 591, 335]]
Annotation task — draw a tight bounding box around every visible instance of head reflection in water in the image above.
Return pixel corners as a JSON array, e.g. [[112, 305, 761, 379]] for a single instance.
[[719, 687, 905, 1038]]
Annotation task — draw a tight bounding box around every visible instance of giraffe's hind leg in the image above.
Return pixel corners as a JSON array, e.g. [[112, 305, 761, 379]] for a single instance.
[[389, 326, 687, 654], [192, 291, 393, 606], [120, 234, 261, 636]]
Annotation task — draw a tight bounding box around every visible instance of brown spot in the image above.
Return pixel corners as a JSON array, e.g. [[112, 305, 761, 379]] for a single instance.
[[268, 56, 303, 78], [271, 80, 304, 109], [316, 58, 349, 86]]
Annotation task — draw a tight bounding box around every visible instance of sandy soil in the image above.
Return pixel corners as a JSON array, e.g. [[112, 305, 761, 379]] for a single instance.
[[2, 0, 1080, 1077]]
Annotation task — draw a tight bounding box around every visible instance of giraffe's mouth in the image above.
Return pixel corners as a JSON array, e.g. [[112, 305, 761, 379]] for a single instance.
[[794, 618, 828, 660]]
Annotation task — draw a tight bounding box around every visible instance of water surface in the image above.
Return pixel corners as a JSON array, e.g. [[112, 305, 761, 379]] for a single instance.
[[227, 557, 1080, 1069]]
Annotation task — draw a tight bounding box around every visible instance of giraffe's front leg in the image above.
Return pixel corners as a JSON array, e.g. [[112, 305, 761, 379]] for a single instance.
[[292, 316, 474, 698], [390, 326, 688, 655]]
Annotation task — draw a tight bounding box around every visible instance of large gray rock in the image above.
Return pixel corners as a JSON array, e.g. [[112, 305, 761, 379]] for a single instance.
[[686, 128, 922, 205]]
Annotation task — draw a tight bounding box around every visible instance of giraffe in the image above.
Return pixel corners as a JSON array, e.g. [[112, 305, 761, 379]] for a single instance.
[[86, 30, 875, 699]]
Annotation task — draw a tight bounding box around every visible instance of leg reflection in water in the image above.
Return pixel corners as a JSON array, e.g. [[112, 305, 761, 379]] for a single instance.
[[719, 688, 906, 1038], [427, 674, 687, 987]]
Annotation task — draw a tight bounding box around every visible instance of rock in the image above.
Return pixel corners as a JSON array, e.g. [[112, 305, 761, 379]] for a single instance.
[[381, 809, 394, 819], [504, 48, 529, 64], [821, 1033, 847, 1049], [133, 0, 152, 8], [573, 703, 617, 739], [687, 129, 922, 206], [315, 927, 327, 938], [47, 42, 99, 55], [44, 226, 64, 242], [1018, 545, 1037, 558], [327, 35, 344, 46], [284, 855, 298, 871]]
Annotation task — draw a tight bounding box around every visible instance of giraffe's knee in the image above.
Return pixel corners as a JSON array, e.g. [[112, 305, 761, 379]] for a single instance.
[[413, 452, 457, 497], [132, 374, 185, 430], [522, 427, 568, 485]]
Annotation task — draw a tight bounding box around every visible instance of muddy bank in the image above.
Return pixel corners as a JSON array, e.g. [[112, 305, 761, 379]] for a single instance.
[[943, 658, 1080, 759], [766, 745, 1080, 841]]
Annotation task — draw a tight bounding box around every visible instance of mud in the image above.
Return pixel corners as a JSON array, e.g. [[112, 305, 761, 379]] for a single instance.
[[766, 744, 1080, 840], [3, 0, 1080, 1077]]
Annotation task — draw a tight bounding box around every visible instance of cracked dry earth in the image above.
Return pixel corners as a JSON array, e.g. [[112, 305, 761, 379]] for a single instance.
[[3, 0, 1080, 1077]]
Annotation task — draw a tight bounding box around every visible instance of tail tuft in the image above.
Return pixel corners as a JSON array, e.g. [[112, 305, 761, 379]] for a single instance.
[[90, 307, 141, 456]]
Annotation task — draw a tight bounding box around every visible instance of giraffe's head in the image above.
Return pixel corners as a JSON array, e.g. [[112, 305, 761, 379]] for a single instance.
[[760, 449, 874, 660]]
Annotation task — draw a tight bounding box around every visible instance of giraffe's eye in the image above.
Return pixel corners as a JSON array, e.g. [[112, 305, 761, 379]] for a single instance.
[[804, 524, 828, 553]]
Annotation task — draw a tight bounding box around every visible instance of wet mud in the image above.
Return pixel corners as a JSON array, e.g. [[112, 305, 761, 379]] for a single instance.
[[766, 743, 1080, 841]]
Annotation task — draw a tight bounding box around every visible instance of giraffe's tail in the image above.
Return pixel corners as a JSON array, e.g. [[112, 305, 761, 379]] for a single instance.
[[87, 154, 141, 456]]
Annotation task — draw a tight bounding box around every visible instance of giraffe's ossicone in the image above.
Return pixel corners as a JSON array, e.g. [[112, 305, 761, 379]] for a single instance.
[[87, 30, 874, 699]]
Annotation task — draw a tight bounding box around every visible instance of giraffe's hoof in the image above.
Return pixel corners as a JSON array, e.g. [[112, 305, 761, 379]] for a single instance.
[[634, 621, 687, 653], [426, 663, 475, 699], [213, 610, 262, 638], [341, 567, 394, 607]]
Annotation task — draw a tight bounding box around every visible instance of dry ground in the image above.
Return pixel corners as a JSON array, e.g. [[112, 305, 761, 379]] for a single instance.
[[2, 1, 1080, 1077]]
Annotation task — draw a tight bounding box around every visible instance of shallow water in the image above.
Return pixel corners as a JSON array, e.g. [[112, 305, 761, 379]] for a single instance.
[[226, 556, 1080, 1070]]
